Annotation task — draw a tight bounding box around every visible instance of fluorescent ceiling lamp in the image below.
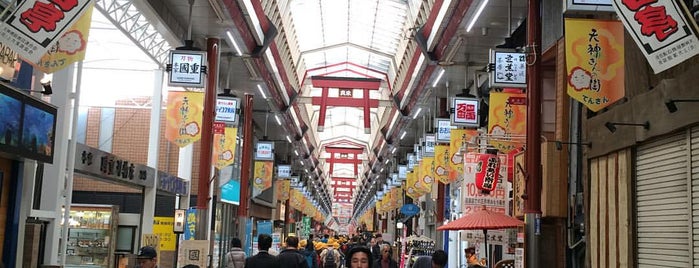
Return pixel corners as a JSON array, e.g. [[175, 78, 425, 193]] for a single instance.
[[391, 147, 397, 154], [256, 84, 267, 99], [432, 69, 446, 87], [226, 30, 243, 56], [275, 114, 282, 126], [285, 135, 292, 143], [294, 150, 299, 156], [385, 158, 390, 164], [412, 107, 423, 119], [400, 131, 407, 140], [380, 167, 385, 172], [466, 0, 490, 32]]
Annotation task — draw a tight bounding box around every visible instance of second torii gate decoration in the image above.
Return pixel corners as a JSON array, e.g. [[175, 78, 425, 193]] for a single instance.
[[311, 76, 382, 133], [325, 146, 363, 203]]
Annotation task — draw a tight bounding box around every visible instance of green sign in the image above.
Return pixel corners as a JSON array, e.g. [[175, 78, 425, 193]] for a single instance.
[[302, 216, 311, 237]]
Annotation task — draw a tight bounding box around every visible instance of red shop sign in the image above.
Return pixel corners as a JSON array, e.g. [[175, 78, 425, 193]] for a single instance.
[[475, 153, 500, 193]]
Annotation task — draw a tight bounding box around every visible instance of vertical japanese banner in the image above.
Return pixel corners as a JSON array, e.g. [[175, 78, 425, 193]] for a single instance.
[[253, 161, 274, 192], [0, 0, 93, 63], [488, 92, 527, 153], [449, 129, 478, 182], [419, 157, 435, 192], [184, 207, 197, 240], [212, 127, 238, 169], [434, 145, 450, 183], [165, 91, 204, 147], [291, 189, 305, 211], [34, 2, 94, 73], [565, 19, 625, 112], [276, 180, 290, 202], [406, 172, 419, 199], [611, 0, 699, 73]]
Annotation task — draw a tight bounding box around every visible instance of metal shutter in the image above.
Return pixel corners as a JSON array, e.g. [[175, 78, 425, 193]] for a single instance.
[[690, 127, 699, 264], [636, 132, 690, 267]]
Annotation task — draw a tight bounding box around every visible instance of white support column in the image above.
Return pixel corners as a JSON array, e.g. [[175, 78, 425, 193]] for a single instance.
[[41, 65, 75, 265], [178, 144, 193, 209], [141, 69, 164, 238]]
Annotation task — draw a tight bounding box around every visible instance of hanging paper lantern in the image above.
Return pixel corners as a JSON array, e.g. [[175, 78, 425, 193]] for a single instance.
[[475, 153, 500, 193]]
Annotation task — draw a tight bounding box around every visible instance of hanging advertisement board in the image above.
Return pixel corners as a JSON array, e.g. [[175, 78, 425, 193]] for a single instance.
[[451, 97, 480, 127], [168, 50, 206, 88], [489, 50, 527, 88]]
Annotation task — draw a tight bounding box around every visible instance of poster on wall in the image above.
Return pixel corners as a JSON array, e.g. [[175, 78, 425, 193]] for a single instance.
[[611, 0, 699, 73], [565, 19, 625, 112]]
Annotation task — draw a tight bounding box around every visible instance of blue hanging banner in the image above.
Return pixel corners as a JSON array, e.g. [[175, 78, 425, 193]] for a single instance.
[[183, 207, 197, 240], [244, 218, 253, 256]]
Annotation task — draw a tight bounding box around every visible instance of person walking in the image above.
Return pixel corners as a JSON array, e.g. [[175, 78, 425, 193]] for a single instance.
[[136, 246, 159, 268], [372, 244, 398, 268], [245, 234, 280, 268], [319, 242, 341, 268], [226, 237, 247, 268], [346, 246, 373, 268], [411, 249, 447, 268], [278, 236, 310, 268]]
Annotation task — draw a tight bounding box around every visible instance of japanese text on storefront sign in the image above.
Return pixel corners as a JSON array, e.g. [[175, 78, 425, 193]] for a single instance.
[[452, 97, 479, 126], [0, 0, 91, 62], [612, 0, 699, 73], [168, 50, 206, 87]]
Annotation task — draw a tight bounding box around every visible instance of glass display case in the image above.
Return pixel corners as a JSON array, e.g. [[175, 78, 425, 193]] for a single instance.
[[62, 204, 119, 268]]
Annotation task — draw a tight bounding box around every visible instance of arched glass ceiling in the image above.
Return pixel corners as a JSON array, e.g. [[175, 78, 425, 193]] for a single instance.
[[288, 0, 412, 75]]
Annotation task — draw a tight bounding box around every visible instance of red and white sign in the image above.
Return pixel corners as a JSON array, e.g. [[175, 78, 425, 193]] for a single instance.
[[0, 0, 92, 63], [474, 153, 500, 193], [452, 97, 479, 127], [612, 0, 699, 73]]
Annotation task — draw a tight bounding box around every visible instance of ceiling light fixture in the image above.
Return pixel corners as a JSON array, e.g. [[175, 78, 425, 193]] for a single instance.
[[412, 107, 423, 119], [431, 69, 446, 87], [466, 0, 490, 32], [294, 150, 299, 156], [391, 147, 397, 154], [226, 30, 243, 56], [285, 135, 292, 143], [256, 84, 267, 99], [400, 131, 407, 140], [275, 114, 282, 126]]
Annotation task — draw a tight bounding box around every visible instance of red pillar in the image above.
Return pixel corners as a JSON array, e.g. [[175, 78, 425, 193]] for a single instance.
[[195, 38, 219, 239], [353, 153, 358, 176], [525, 0, 543, 265], [363, 89, 370, 134], [318, 87, 329, 131], [239, 94, 254, 218], [329, 156, 335, 175]]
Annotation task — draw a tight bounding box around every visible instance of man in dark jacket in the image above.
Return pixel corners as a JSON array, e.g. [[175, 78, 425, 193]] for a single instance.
[[245, 234, 280, 268], [278, 236, 310, 268]]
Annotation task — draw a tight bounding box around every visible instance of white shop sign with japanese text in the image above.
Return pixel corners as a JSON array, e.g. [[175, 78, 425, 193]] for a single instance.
[[0, 0, 92, 63], [169, 50, 206, 88], [612, 0, 699, 73]]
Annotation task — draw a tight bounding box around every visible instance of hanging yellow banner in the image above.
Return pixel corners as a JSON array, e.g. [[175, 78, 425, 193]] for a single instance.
[[276, 180, 290, 202], [449, 129, 478, 182], [253, 161, 274, 191], [34, 3, 94, 73], [290, 189, 304, 210], [213, 127, 238, 169], [488, 92, 527, 153], [434, 145, 450, 183], [565, 18, 624, 112], [406, 172, 420, 199], [165, 91, 204, 147], [419, 157, 435, 192]]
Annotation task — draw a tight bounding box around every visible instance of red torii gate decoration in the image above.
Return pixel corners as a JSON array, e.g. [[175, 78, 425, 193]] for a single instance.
[[325, 147, 364, 176], [332, 177, 355, 203], [310, 76, 382, 133]]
